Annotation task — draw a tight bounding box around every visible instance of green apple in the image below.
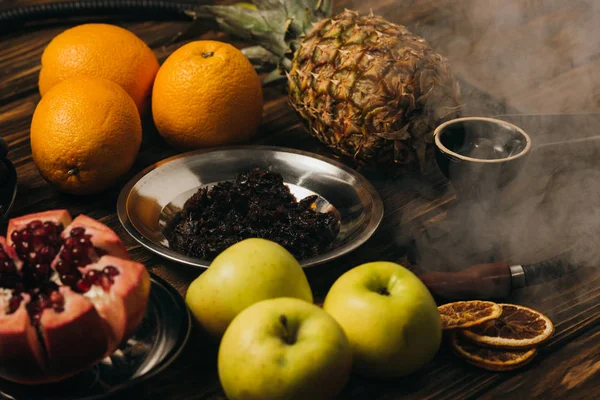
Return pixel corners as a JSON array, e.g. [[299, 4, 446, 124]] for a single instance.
[[218, 297, 352, 400], [185, 238, 313, 337], [323, 261, 441, 378]]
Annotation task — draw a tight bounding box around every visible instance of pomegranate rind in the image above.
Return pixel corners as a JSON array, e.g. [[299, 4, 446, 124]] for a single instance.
[[80, 255, 151, 348], [460, 304, 554, 349], [7, 209, 72, 246], [63, 215, 129, 260], [0, 210, 150, 385], [0, 296, 47, 383], [0, 236, 23, 271], [38, 287, 112, 384], [450, 332, 537, 371], [438, 300, 503, 330]]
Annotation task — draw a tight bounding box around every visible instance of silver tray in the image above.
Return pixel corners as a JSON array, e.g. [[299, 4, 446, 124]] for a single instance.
[[0, 274, 191, 400], [117, 146, 383, 268], [0, 159, 18, 224]]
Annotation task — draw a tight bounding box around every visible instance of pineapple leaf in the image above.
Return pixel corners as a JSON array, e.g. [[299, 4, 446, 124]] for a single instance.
[[191, 5, 288, 57], [186, 0, 334, 71], [256, 0, 332, 36], [262, 67, 289, 85], [241, 45, 281, 71]]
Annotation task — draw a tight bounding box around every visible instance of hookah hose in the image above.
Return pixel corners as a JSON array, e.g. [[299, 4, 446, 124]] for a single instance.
[[0, 1, 198, 26]]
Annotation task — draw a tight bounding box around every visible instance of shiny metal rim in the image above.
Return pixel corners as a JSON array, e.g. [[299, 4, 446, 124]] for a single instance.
[[117, 145, 384, 269]]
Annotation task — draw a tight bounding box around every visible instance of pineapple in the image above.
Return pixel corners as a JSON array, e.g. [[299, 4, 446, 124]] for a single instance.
[[189, 1, 462, 169]]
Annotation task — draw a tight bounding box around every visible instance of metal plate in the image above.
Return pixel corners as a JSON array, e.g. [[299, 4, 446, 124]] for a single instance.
[[0, 274, 191, 400], [117, 146, 383, 269], [0, 159, 18, 224]]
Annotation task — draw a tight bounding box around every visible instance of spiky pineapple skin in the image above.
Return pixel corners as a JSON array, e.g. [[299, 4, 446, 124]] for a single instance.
[[288, 10, 461, 169]]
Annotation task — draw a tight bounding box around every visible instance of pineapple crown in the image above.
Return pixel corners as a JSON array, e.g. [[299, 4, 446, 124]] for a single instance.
[[186, 0, 333, 83]]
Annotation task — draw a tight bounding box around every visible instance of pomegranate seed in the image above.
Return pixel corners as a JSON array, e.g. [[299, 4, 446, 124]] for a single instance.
[[10, 230, 20, 243], [76, 255, 92, 268], [85, 269, 100, 283], [37, 294, 51, 309], [64, 237, 78, 248], [46, 235, 58, 246], [71, 245, 84, 258], [55, 260, 70, 274], [78, 236, 92, 246], [60, 272, 81, 287], [43, 221, 57, 234], [26, 252, 37, 264], [34, 263, 49, 277], [103, 266, 120, 277], [32, 227, 47, 244], [59, 248, 72, 261], [0, 259, 15, 273], [27, 220, 43, 230], [20, 230, 32, 243], [70, 227, 86, 238], [38, 245, 55, 263], [7, 295, 22, 314], [76, 279, 91, 293], [49, 291, 64, 307], [16, 241, 29, 254]]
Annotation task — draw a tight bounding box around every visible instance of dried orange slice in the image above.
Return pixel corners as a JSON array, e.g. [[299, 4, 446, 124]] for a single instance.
[[450, 332, 537, 371], [438, 301, 503, 330], [461, 304, 554, 349]]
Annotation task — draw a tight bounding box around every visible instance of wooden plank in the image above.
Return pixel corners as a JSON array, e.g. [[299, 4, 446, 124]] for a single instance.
[[0, 1, 599, 399], [479, 320, 600, 400], [1, 0, 600, 114]]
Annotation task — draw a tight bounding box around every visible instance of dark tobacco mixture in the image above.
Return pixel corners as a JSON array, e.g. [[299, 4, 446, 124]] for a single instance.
[[165, 168, 339, 261]]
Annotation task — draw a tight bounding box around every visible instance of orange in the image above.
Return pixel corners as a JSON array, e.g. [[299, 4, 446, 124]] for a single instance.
[[39, 23, 159, 114], [438, 301, 503, 330], [460, 304, 554, 349], [30, 76, 142, 195], [151, 40, 263, 149], [450, 333, 537, 372]]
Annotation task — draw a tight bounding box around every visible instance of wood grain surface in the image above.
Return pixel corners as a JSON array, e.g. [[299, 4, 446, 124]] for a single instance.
[[0, 0, 599, 399]]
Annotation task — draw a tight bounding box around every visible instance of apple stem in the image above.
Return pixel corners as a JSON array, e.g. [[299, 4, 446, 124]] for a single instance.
[[378, 287, 390, 296], [279, 315, 296, 345]]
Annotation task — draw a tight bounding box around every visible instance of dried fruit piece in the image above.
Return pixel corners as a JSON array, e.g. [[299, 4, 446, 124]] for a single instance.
[[450, 332, 537, 371], [438, 301, 503, 330], [166, 168, 339, 261], [460, 304, 554, 349]]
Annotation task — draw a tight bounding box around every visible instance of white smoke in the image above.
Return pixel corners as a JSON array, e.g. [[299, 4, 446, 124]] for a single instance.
[[334, 1, 600, 275]]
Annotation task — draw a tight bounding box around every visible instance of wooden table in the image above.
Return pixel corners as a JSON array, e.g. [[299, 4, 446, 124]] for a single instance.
[[1, 1, 599, 399]]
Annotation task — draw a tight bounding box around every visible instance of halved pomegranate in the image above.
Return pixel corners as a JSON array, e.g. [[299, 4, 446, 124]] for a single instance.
[[0, 210, 150, 384]]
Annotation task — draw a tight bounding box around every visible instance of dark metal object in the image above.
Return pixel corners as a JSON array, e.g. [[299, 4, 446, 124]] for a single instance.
[[0, 274, 191, 400], [418, 251, 576, 300], [521, 252, 581, 286], [0, 159, 18, 225], [433, 117, 531, 200], [0, 135, 17, 224], [0, 0, 195, 25], [117, 146, 383, 269], [420, 114, 600, 300]]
